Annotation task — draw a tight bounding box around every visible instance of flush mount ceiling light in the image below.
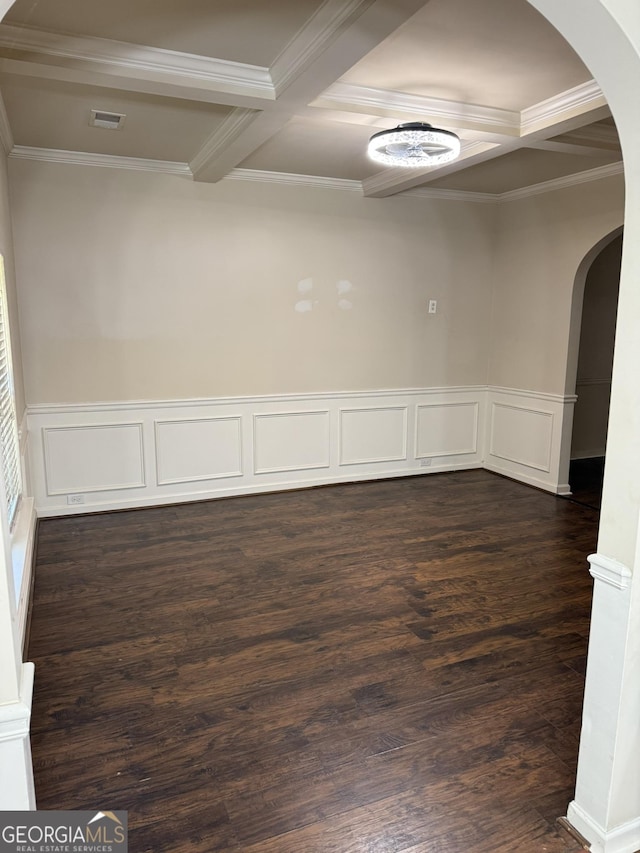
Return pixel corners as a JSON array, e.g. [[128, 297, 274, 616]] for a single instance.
[[368, 122, 460, 168]]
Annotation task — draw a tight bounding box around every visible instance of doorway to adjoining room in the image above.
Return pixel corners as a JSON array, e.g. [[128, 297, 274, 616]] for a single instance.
[[569, 232, 623, 509]]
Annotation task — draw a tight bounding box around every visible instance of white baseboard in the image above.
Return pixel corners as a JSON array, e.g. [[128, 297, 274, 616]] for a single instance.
[[35, 461, 484, 517], [571, 451, 606, 461], [483, 460, 559, 494], [567, 800, 640, 853]]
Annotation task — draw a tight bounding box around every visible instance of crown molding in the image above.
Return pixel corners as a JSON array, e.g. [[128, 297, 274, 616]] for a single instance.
[[9, 145, 192, 176], [0, 23, 275, 101], [488, 385, 577, 404], [0, 90, 13, 154], [405, 186, 496, 204], [520, 79, 606, 134], [8, 146, 622, 203], [26, 385, 486, 415], [225, 168, 362, 193], [270, 0, 375, 96], [366, 155, 622, 204], [315, 82, 521, 134], [497, 161, 623, 203], [189, 108, 259, 178]]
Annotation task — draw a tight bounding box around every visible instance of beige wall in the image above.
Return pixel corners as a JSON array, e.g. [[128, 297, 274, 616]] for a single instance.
[[7, 159, 627, 410], [488, 175, 624, 395], [0, 150, 25, 418], [9, 160, 497, 405]]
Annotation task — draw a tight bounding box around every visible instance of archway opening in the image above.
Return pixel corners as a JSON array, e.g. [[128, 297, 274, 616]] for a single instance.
[[568, 231, 623, 508]]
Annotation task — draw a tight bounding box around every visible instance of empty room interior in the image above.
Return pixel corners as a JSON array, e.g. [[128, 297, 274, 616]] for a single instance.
[[1, 1, 640, 852]]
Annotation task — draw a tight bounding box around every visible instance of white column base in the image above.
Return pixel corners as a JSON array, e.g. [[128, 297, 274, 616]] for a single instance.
[[567, 551, 640, 853], [0, 662, 36, 809], [567, 800, 640, 853]]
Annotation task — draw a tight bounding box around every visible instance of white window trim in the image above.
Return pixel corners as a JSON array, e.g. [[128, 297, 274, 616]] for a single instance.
[[0, 255, 22, 529]]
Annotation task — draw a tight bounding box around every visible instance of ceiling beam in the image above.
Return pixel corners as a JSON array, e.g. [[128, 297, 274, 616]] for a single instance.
[[519, 79, 607, 135], [190, 107, 268, 181], [524, 139, 621, 159], [311, 83, 522, 137], [0, 24, 275, 107], [190, 0, 430, 182], [0, 56, 275, 109]]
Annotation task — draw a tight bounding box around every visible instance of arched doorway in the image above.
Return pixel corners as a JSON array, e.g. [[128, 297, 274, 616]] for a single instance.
[[525, 4, 640, 852], [569, 230, 623, 508]]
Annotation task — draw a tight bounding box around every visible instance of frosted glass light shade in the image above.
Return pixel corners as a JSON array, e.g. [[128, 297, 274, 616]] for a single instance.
[[368, 122, 461, 168]]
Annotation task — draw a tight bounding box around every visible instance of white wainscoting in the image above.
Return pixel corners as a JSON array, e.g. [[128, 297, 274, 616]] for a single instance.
[[43, 422, 146, 495], [339, 407, 407, 465], [484, 386, 577, 495], [26, 385, 577, 516], [254, 410, 330, 474], [155, 416, 242, 485], [416, 401, 478, 459], [26, 387, 486, 516]]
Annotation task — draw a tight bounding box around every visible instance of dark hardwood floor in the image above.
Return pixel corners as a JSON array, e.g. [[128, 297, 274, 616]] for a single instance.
[[28, 470, 597, 852]]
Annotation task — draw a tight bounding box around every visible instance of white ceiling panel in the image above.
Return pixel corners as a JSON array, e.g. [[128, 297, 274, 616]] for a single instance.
[[1, 74, 234, 162], [339, 0, 591, 111], [4, 0, 324, 66], [238, 117, 383, 181], [423, 147, 619, 194]]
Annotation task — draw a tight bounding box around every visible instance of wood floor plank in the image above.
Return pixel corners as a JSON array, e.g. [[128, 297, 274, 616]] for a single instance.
[[28, 470, 597, 852]]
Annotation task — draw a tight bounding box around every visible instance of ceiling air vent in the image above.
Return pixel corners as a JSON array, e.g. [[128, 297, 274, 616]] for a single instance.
[[89, 110, 126, 130]]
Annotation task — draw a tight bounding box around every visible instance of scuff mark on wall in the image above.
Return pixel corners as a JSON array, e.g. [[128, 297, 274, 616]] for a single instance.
[[337, 280, 353, 310], [295, 277, 315, 312], [294, 278, 356, 312]]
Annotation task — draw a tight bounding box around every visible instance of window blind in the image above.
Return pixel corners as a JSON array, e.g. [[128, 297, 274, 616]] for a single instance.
[[0, 257, 21, 526]]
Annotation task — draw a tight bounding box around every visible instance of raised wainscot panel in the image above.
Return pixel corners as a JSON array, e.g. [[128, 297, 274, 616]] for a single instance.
[[43, 422, 145, 495], [155, 416, 242, 485], [416, 402, 478, 458], [489, 402, 553, 472], [253, 411, 330, 474], [339, 406, 407, 465]]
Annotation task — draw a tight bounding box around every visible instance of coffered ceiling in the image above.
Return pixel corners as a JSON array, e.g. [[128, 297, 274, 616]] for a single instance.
[[0, 0, 622, 198]]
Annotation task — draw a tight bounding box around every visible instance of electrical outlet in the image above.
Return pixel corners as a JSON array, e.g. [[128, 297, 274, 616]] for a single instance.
[[67, 494, 85, 505], [420, 458, 432, 467], [428, 299, 437, 314]]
